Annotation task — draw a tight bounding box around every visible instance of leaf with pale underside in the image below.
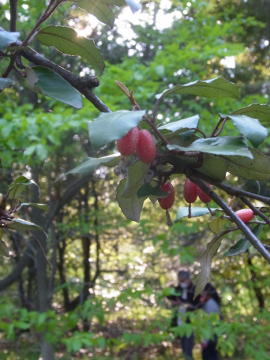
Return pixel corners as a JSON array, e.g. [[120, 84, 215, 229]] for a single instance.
[[223, 114, 268, 147], [158, 77, 239, 101], [88, 110, 145, 149], [0, 29, 20, 50], [66, 154, 121, 176], [7, 218, 43, 232], [232, 104, 270, 126], [158, 115, 199, 133], [176, 207, 219, 220], [168, 136, 253, 158]]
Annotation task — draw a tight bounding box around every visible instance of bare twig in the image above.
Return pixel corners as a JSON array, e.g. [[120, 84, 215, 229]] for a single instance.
[[189, 175, 270, 264], [144, 116, 169, 145], [9, 0, 18, 31], [22, 0, 64, 46], [211, 115, 228, 137], [2, 0, 65, 78], [217, 182, 270, 206], [240, 197, 270, 226]]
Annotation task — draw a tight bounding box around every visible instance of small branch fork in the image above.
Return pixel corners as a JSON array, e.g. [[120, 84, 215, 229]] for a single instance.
[[188, 174, 270, 264], [3, 0, 110, 113]]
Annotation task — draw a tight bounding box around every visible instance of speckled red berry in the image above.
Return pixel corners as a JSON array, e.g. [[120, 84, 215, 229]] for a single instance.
[[137, 129, 156, 163], [235, 209, 254, 223], [184, 178, 197, 203], [117, 127, 139, 156], [197, 185, 212, 203], [158, 182, 175, 210]]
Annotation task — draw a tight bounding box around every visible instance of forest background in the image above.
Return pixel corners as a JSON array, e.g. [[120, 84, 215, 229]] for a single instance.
[[0, 0, 270, 359]]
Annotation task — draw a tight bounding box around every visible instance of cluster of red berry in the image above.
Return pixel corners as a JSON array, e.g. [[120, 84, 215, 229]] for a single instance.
[[184, 178, 211, 204], [117, 128, 255, 222], [117, 127, 156, 163], [183, 178, 254, 223]]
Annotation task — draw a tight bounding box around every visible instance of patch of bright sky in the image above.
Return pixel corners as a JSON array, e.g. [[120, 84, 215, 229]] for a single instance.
[[75, 0, 182, 41]]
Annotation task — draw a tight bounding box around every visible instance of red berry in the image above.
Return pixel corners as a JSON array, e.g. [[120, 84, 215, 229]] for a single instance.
[[197, 185, 212, 203], [137, 130, 156, 163], [117, 127, 139, 156], [158, 182, 175, 210], [183, 178, 197, 203], [235, 209, 254, 223]]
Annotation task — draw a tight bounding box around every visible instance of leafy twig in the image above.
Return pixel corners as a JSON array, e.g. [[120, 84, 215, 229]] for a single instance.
[[211, 115, 228, 137], [189, 175, 270, 264], [240, 197, 270, 226]]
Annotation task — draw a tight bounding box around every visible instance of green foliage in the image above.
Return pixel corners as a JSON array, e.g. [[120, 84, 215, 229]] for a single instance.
[[37, 25, 105, 74], [0, 29, 20, 50], [27, 66, 82, 108], [159, 77, 240, 101]]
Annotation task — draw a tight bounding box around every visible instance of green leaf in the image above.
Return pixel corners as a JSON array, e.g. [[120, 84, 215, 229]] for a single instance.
[[20, 203, 48, 211], [197, 154, 227, 181], [194, 236, 223, 297], [175, 207, 219, 220], [168, 136, 253, 158], [225, 225, 261, 256], [88, 110, 145, 149], [209, 218, 228, 234], [37, 26, 104, 75], [29, 66, 82, 108], [8, 176, 38, 201], [66, 154, 121, 176], [159, 77, 239, 101], [116, 179, 146, 222], [225, 148, 270, 180], [232, 104, 270, 126], [0, 238, 10, 257], [0, 78, 12, 90], [125, 0, 141, 12], [224, 238, 251, 256], [137, 183, 167, 198], [122, 161, 149, 197], [158, 115, 199, 133], [224, 114, 268, 147], [0, 29, 20, 50], [7, 218, 42, 232], [76, 0, 115, 27]]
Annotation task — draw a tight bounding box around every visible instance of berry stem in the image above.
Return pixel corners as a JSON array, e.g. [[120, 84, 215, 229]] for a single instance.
[[188, 203, 192, 218], [166, 209, 173, 227], [144, 116, 169, 146]]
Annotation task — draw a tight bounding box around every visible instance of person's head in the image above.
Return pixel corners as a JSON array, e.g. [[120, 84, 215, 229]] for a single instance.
[[177, 270, 191, 288]]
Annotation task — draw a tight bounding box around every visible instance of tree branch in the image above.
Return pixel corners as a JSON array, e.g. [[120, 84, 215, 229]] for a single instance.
[[189, 175, 270, 264], [9, 0, 18, 31], [20, 47, 110, 112]]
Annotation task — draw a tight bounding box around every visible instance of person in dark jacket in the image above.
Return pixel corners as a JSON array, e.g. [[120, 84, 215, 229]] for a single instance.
[[199, 283, 221, 360], [167, 270, 197, 360]]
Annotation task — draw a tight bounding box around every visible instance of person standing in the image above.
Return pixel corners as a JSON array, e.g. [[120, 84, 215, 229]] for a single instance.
[[199, 283, 221, 360], [167, 270, 197, 360]]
